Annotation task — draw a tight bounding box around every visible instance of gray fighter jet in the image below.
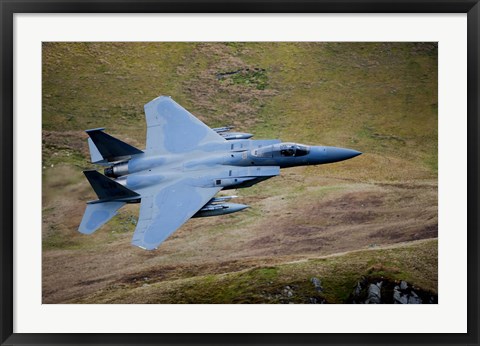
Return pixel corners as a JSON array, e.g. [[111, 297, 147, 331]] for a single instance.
[[78, 96, 361, 250]]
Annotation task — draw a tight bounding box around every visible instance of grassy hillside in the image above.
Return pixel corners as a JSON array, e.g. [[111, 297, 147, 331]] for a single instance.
[[70, 238, 437, 304], [42, 42, 437, 304]]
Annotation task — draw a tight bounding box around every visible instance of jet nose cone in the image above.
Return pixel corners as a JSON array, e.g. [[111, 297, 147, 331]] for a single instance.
[[324, 147, 362, 163]]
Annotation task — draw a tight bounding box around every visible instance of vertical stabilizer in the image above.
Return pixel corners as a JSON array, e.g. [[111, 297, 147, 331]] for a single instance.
[[88, 137, 108, 165], [86, 128, 143, 162]]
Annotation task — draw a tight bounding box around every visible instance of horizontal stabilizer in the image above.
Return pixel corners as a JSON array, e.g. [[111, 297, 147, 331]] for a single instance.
[[84, 170, 140, 202], [86, 128, 143, 162], [78, 201, 125, 234]]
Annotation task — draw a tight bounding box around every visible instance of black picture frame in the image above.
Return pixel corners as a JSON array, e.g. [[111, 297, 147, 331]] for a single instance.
[[1, 1, 478, 345]]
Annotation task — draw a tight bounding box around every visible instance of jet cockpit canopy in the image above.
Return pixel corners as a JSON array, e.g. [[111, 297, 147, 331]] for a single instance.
[[251, 142, 310, 158]]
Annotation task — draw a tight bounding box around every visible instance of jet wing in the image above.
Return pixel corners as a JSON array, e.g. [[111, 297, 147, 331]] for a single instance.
[[131, 180, 222, 250], [144, 96, 225, 155]]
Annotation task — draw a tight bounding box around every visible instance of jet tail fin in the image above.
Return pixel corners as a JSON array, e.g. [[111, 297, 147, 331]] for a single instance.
[[87, 137, 109, 166], [83, 170, 140, 202], [78, 201, 125, 234], [86, 128, 143, 163]]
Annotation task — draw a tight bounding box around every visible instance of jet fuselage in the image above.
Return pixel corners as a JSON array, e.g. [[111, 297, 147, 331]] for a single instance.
[[79, 96, 362, 250]]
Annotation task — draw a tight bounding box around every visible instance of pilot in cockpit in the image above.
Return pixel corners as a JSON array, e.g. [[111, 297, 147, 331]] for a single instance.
[[280, 146, 296, 157]]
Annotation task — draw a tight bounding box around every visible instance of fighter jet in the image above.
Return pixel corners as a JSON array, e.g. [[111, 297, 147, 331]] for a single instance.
[[78, 96, 361, 250]]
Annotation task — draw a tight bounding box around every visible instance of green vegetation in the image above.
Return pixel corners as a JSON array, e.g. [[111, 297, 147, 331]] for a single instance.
[[227, 68, 269, 90], [71, 239, 437, 304]]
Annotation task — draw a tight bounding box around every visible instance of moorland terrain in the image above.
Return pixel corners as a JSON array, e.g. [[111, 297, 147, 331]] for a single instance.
[[42, 42, 437, 303]]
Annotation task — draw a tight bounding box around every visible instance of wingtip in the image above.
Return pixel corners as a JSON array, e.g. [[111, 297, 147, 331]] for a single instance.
[[132, 243, 158, 251], [85, 127, 106, 133], [131, 238, 159, 251]]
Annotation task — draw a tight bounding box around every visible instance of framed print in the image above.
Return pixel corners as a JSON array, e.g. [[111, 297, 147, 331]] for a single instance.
[[1, 1, 479, 345]]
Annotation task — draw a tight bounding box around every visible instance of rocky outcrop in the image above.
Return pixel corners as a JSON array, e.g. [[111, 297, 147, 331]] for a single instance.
[[350, 277, 437, 304], [260, 276, 435, 304], [365, 282, 382, 304], [311, 277, 323, 292], [308, 277, 326, 304], [283, 286, 294, 298], [393, 281, 423, 304]]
